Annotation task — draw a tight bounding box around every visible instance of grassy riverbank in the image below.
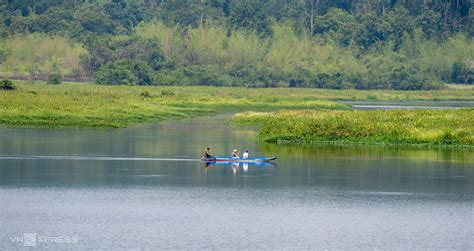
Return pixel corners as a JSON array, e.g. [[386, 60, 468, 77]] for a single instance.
[[0, 81, 472, 128], [0, 82, 348, 128], [232, 109, 474, 146]]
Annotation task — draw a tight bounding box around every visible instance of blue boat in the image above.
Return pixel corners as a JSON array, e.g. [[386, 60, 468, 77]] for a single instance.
[[204, 161, 277, 168], [201, 156, 278, 163]]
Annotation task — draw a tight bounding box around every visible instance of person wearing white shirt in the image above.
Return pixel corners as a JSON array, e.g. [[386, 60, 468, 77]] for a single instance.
[[242, 149, 249, 159]]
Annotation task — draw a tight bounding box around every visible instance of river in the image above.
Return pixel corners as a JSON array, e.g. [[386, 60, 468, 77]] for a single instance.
[[0, 112, 473, 249]]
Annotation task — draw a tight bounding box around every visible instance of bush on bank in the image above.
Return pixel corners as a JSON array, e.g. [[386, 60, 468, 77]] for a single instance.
[[0, 79, 15, 90]]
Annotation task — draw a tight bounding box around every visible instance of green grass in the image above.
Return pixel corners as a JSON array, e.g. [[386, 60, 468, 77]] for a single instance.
[[0, 88, 203, 128], [0, 81, 472, 129], [0, 82, 347, 128], [231, 109, 474, 147]]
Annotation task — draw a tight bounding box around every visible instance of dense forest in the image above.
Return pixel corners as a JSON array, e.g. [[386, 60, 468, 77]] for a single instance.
[[0, 0, 473, 89]]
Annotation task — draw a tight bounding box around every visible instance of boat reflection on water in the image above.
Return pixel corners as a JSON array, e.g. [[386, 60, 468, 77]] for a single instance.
[[202, 161, 277, 175]]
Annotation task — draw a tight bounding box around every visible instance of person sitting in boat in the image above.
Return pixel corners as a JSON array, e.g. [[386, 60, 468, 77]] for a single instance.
[[203, 147, 213, 158], [242, 149, 249, 159], [231, 149, 240, 158]]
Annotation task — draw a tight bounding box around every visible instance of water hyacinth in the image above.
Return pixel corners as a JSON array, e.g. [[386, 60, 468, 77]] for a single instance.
[[232, 109, 474, 146]]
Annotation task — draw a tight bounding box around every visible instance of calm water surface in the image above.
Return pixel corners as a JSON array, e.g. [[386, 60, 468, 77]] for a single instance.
[[0, 114, 473, 249]]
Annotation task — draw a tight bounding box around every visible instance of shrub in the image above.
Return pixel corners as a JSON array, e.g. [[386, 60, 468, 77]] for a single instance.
[[47, 73, 62, 84], [0, 79, 15, 90], [131, 61, 155, 85], [288, 68, 312, 88], [96, 61, 138, 85], [0, 34, 87, 78], [140, 91, 152, 98], [366, 95, 378, 100], [155, 69, 186, 86], [311, 72, 353, 89], [95, 60, 154, 85], [161, 89, 175, 96], [436, 131, 460, 145], [182, 65, 230, 86], [389, 64, 443, 90], [451, 61, 473, 84], [227, 64, 287, 87], [156, 65, 230, 86]]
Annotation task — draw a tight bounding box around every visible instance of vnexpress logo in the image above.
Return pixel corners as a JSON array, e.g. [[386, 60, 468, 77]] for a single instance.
[[10, 233, 79, 246]]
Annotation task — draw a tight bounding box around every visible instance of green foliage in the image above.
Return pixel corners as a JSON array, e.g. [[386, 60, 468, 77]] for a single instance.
[[95, 61, 137, 85], [92, 21, 472, 89], [95, 60, 154, 86], [288, 70, 353, 89], [313, 8, 356, 46], [417, 34, 474, 83], [0, 82, 352, 128], [227, 30, 268, 66], [227, 64, 286, 87], [161, 89, 175, 96], [232, 109, 474, 146], [47, 73, 61, 85], [85, 35, 166, 72], [383, 7, 415, 51], [0, 79, 15, 90], [389, 64, 440, 90], [416, 9, 441, 39], [451, 61, 474, 84], [359, 52, 443, 90], [354, 14, 387, 49], [0, 47, 8, 62], [229, 0, 272, 36], [2, 0, 471, 41], [159, 0, 225, 27], [1, 82, 472, 128], [140, 90, 152, 98], [130, 60, 155, 85], [157, 65, 230, 86], [0, 83, 205, 128], [288, 68, 312, 88], [135, 21, 184, 66], [1, 2, 473, 90], [314, 72, 349, 89], [185, 26, 228, 65], [0, 33, 87, 77], [75, 5, 116, 35]]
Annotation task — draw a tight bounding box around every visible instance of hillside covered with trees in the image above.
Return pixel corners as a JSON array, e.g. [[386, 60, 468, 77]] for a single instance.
[[0, 0, 473, 89]]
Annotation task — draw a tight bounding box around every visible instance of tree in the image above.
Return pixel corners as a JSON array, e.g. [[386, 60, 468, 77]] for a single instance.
[[85, 36, 164, 72], [308, 0, 320, 34], [159, 0, 225, 27], [313, 8, 356, 46], [75, 4, 115, 35], [103, 0, 147, 32], [383, 7, 415, 51], [0, 0, 471, 90], [416, 9, 441, 39], [228, 0, 272, 36], [452, 61, 474, 84], [354, 14, 387, 49]]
